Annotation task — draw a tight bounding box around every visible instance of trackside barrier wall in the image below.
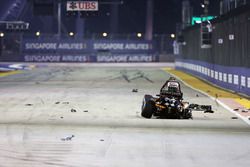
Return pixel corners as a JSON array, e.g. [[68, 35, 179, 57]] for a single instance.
[[19, 39, 158, 63], [177, 5, 250, 96], [175, 59, 250, 96], [21, 39, 158, 63]]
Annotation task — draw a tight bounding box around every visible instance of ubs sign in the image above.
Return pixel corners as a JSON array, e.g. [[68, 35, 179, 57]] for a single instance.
[[66, 1, 98, 11]]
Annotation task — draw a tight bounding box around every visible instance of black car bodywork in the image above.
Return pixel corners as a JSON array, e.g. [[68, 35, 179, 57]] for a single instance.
[[141, 79, 212, 119]]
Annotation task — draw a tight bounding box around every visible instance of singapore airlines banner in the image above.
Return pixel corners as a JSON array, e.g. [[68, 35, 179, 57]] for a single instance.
[[22, 39, 158, 62]]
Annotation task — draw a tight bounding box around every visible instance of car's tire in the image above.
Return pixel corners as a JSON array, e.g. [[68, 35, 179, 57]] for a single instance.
[[141, 95, 155, 119], [141, 95, 153, 111]]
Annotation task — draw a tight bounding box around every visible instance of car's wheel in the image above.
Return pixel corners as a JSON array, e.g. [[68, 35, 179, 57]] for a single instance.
[[141, 95, 155, 118]]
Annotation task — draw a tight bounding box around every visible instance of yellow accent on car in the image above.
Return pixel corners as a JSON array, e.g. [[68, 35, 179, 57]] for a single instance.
[[155, 103, 166, 109]]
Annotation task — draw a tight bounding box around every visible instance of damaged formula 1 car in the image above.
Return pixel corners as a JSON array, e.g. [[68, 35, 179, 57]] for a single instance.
[[141, 77, 212, 119]]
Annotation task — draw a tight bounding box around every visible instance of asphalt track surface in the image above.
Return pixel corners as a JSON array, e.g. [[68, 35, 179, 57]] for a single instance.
[[0, 63, 249, 167]]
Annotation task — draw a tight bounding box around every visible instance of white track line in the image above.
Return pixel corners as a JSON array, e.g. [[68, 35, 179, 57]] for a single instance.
[[165, 69, 250, 126]]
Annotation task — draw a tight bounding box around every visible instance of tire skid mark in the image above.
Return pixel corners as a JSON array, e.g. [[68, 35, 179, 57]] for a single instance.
[[110, 69, 154, 83]]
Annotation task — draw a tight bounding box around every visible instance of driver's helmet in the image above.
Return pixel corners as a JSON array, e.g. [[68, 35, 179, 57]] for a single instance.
[[161, 80, 180, 93], [166, 81, 180, 93]]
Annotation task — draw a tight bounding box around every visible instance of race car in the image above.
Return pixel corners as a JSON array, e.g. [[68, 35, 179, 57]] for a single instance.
[[141, 77, 192, 119]]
